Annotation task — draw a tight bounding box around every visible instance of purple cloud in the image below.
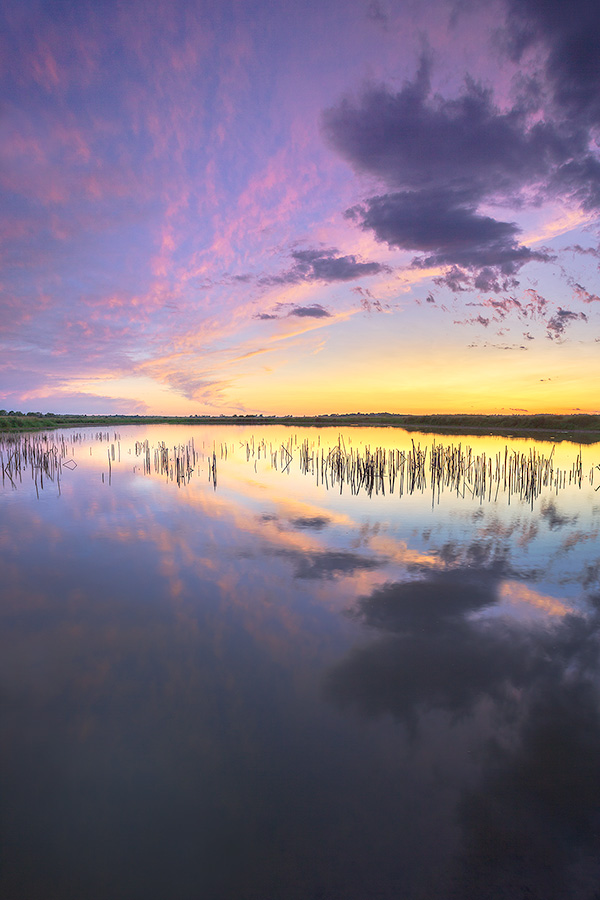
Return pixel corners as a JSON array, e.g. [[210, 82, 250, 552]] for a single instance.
[[503, 0, 600, 128], [323, 36, 600, 292], [261, 248, 389, 286], [254, 303, 332, 321], [571, 282, 600, 304], [546, 307, 588, 340], [289, 304, 331, 318]]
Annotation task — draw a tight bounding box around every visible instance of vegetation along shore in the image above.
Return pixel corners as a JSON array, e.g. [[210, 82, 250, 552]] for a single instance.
[[1, 411, 600, 442]]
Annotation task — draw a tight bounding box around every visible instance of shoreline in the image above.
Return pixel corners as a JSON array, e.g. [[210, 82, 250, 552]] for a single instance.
[[2, 412, 600, 443]]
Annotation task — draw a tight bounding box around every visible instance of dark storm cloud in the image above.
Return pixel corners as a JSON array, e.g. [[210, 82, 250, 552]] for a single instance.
[[322, 44, 600, 292], [261, 248, 388, 287]]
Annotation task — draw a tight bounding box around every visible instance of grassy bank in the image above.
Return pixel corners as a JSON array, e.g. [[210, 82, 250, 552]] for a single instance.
[[1, 411, 600, 441]]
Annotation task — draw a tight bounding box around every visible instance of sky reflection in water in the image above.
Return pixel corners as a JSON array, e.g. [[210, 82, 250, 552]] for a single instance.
[[1, 425, 600, 900]]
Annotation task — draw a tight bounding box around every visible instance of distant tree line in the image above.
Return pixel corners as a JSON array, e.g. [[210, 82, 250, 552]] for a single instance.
[[1, 410, 599, 438]]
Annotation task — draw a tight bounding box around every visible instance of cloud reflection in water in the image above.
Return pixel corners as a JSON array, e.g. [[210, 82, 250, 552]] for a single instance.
[[326, 556, 600, 898], [1, 425, 600, 899]]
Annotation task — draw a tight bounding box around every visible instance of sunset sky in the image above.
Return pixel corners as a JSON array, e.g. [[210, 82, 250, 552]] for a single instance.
[[2, 0, 600, 415]]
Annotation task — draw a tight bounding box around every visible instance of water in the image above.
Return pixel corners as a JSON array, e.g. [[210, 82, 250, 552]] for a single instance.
[[1, 424, 600, 900]]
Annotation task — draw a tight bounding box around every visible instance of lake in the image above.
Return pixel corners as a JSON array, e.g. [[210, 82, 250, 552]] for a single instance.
[[1, 424, 600, 900]]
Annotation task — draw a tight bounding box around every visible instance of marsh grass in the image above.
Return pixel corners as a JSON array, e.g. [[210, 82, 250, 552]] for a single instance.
[[293, 437, 589, 504], [3, 429, 598, 506], [2, 412, 600, 442]]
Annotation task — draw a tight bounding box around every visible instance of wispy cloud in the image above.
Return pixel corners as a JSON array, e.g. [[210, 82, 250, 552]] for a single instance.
[[1, 0, 599, 413]]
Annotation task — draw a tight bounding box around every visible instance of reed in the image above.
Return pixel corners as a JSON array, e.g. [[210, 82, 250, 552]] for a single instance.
[[291, 436, 595, 504], [1, 433, 63, 493], [2, 430, 596, 505]]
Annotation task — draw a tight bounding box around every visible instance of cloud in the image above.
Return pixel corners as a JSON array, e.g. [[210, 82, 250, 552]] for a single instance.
[[289, 304, 331, 318], [324, 564, 540, 726], [571, 281, 600, 304], [347, 190, 548, 286], [352, 286, 386, 313], [366, 0, 388, 26], [0, 390, 149, 415], [503, 0, 600, 128], [468, 296, 524, 318], [254, 303, 332, 321], [278, 548, 382, 580], [325, 563, 600, 846], [231, 348, 271, 361], [455, 314, 488, 327], [261, 247, 389, 286], [564, 243, 600, 259], [326, 562, 600, 893], [452, 647, 600, 898], [546, 306, 587, 340], [289, 516, 331, 531], [539, 498, 578, 531], [460, 288, 591, 341], [323, 43, 600, 292]]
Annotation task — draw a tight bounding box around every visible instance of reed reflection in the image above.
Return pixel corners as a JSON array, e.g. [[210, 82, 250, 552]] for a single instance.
[[2, 427, 599, 506]]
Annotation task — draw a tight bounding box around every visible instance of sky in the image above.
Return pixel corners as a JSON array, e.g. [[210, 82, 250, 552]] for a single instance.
[[2, 0, 600, 416]]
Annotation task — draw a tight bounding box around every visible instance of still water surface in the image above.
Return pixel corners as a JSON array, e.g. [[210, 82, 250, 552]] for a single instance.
[[1, 424, 600, 899]]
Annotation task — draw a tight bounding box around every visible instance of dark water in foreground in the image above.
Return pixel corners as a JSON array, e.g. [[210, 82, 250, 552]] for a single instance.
[[1, 425, 600, 900]]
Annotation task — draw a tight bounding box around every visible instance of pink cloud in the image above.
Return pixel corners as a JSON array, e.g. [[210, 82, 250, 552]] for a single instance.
[[572, 282, 600, 304]]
